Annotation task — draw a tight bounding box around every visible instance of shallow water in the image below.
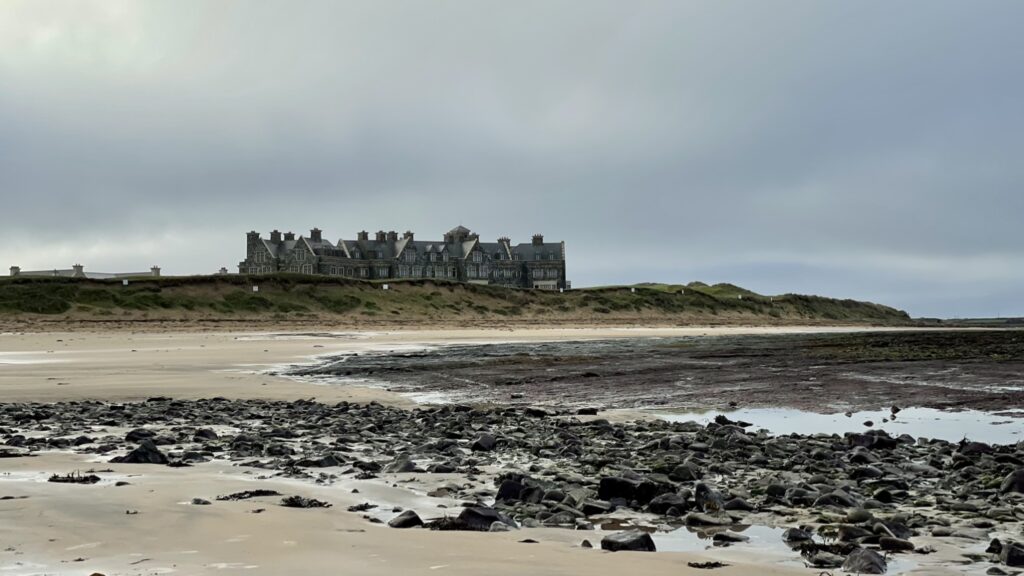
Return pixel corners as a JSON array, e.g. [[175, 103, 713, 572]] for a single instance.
[[595, 523, 922, 573], [658, 406, 1023, 445]]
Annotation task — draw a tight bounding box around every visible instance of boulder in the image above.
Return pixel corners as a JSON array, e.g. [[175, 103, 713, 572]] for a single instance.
[[110, 439, 168, 465], [647, 492, 688, 515], [782, 527, 814, 542], [598, 476, 660, 505], [842, 548, 887, 574], [999, 469, 1024, 495], [471, 433, 497, 452], [879, 537, 915, 552], [383, 455, 421, 473], [388, 510, 424, 528], [495, 479, 525, 502], [600, 530, 656, 552], [669, 462, 702, 481], [807, 551, 845, 569], [124, 428, 155, 443], [456, 506, 510, 531], [684, 512, 733, 526], [712, 531, 749, 544], [1001, 541, 1024, 567]]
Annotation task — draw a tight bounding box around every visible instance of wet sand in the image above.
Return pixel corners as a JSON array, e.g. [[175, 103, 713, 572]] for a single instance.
[[1, 452, 808, 576]]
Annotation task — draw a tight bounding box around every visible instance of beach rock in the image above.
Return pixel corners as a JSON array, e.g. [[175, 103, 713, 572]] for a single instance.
[[847, 509, 874, 524], [489, 521, 511, 532], [471, 433, 497, 452], [880, 537, 915, 552], [600, 530, 656, 552], [496, 479, 524, 502], [842, 548, 887, 574], [456, 506, 508, 531], [669, 462, 702, 481], [191, 498, 211, 505], [684, 512, 733, 526], [388, 510, 423, 528], [383, 455, 421, 473], [723, 497, 754, 511], [647, 492, 688, 514], [280, 496, 331, 509], [712, 531, 749, 544], [125, 428, 155, 443], [193, 428, 218, 441], [999, 469, 1024, 495], [1001, 541, 1024, 567], [807, 551, 845, 568], [782, 527, 814, 542], [598, 476, 658, 505], [110, 439, 168, 464]]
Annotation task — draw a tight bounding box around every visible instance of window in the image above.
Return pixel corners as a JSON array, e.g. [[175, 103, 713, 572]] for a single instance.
[[472, 252, 482, 263], [430, 253, 436, 262]]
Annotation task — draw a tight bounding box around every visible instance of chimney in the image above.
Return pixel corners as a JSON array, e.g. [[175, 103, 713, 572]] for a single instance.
[[376, 230, 386, 242], [310, 228, 322, 242], [150, 266, 161, 277], [270, 229, 282, 243], [284, 231, 295, 241], [498, 236, 511, 245], [358, 230, 369, 241], [72, 264, 84, 277], [219, 267, 228, 275], [403, 230, 414, 240], [247, 231, 260, 242], [9, 266, 19, 277], [532, 234, 544, 246], [387, 230, 398, 242]]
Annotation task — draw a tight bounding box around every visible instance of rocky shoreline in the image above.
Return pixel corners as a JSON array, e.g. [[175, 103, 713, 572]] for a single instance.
[[3, 397, 1024, 574], [289, 331, 1024, 414]]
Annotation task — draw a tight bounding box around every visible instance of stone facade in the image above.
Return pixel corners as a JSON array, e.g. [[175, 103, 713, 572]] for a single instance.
[[238, 226, 567, 290]]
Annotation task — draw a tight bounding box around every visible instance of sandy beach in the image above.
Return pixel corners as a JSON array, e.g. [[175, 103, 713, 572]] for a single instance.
[[0, 326, 901, 404], [0, 326, 851, 576], [2, 326, 1020, 576]]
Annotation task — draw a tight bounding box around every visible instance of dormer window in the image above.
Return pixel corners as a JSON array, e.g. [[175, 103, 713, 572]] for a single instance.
[[472, 252, 482, 263]]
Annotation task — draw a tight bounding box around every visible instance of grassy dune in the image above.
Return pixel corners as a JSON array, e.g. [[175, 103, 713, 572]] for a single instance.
[[0, 275, 912, 326]]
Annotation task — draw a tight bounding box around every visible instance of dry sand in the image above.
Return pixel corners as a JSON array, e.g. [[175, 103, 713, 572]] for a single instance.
[[0, 326, 930, 576], [1, 452, 823, 576]]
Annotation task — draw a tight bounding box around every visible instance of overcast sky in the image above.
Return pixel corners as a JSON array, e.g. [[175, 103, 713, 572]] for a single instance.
[[2, 1, 1022, 318]]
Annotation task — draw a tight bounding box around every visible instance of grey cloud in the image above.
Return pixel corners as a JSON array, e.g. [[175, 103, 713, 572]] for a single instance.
[[1, 0, 1022, 317]]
